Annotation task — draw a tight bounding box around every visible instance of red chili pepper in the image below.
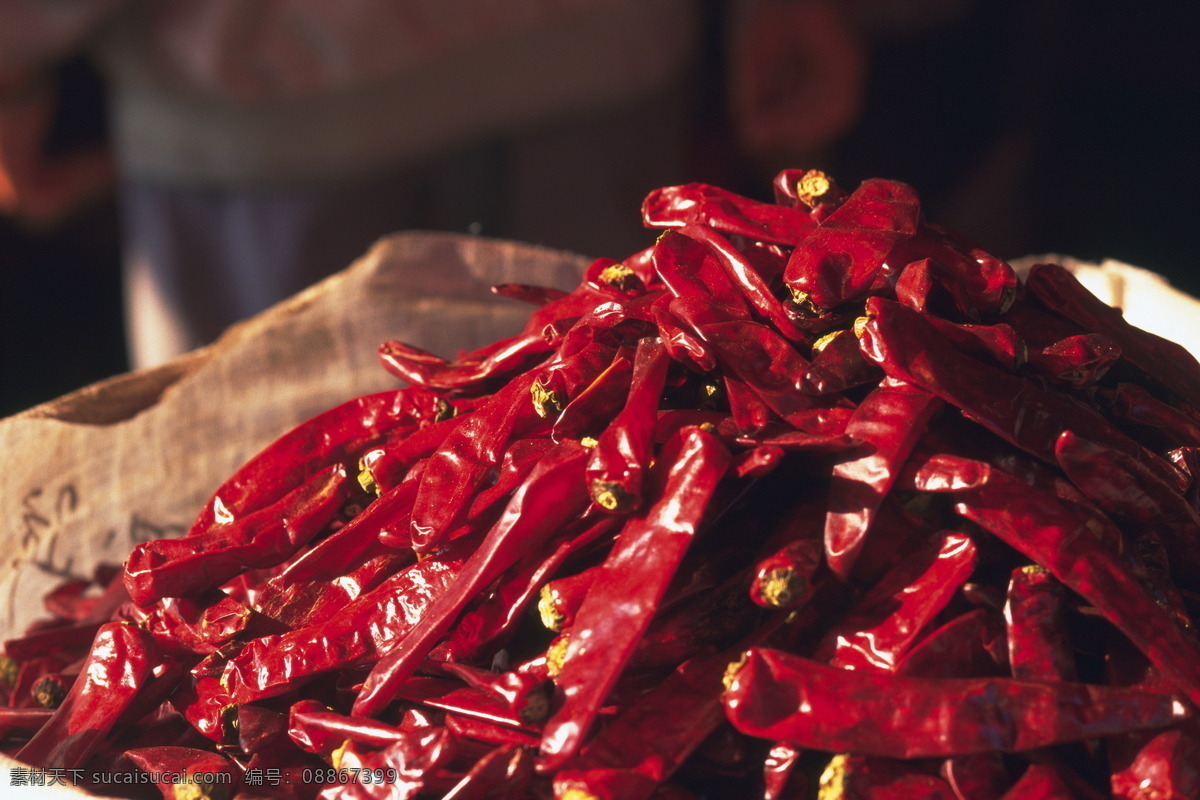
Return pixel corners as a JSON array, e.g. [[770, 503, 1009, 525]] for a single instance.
[[124, 746, 236, 800], [586, 336, 671, 513], [1025, 332, 1121, 389], [914, 453, 1200, 706], [783, 178, 921, 309], [823, 378, 943, 579], [1109, 380, 1200, 450], [1025, 262, 1200, 408], [723, 647, 1191, 759], [816, 753, 959, 800], [1109, 727, 1200, 800], [858, 296, 1183, 489], [798, 328, 882, 395], [643, 182, 818, 245], [1003, 565, 1077, 683], [124, 464, 353, 606], [815, 531, 977, 672], [17, 622, 161, 768], [540, 427, 732, 768], [997, 763, 1075, 800], [354, 440, 592, 716]]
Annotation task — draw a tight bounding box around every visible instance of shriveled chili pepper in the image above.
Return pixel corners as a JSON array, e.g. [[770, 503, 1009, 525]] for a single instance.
[[723, 647, 1190, 759], [858, 296, 1183, 489], [17, 622, 161, 768], [1108, 380, 1200, 450], [1025, 332, 1121, 389], [124, 464, 352, 606], [1109, 727, 1200, 800], [184, 389, 438, 541], [823, 378, 943, 579], [441, 743, 533, 800], [913, 453, 1200, 706], [1025, 262, 1200, 407], [586, 336, 671, 512], [783, 178, 921, 310], [1003, 565, 1077, 683], [798, 328, 881, 395], [815, 531, 977, 672], [540, 426, 732, 768], [816, 753, 959, 800], [124, 745, 237, 800], [642, 182, 818, 246], [354, 439, 592, 716], [551, 352, 634, 442]]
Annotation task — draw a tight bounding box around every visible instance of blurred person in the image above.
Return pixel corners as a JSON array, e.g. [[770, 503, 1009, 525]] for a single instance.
[[1, 0, 869, 370]]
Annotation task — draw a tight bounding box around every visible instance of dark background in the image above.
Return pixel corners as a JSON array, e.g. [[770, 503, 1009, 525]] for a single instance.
[[2, 0, 1197, 417]]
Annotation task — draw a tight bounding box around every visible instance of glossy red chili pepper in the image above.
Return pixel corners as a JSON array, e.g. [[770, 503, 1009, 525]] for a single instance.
[[858, 296, 1183, 489], [0, 706, 53, 739], [1025, 262, 1200, 407], [185, 389, 437, 541], [17, 622, 161, 768], [551, 351, 634, 441], [540, 427, 732, 768], [441, 743, 533, 800], [723, 648, 1190, 759], [1109, 727, 1200, 800], [939, 752, 1008, 800], [354, 440, 592, 716], [1003, 565, 1077, 683], [586, 337, 671, 513], [654, 230, 754, 320], [798, 328, 882, 395], [221, 532, 477, 703], [124, 746, 236, 800], [642, 182, 818, 245], [823, 378, 943, 579], [1109, 380, 1200, 450], [914, 453, 1200, 706], [124, 464, 352, 606], [783, 178, 921, 309], [1025, 332, 1121, 388], [815, 531, 977, 672]]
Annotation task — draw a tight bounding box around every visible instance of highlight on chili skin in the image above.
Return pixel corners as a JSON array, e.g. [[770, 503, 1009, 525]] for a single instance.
[[3, 168, 1200, 799]]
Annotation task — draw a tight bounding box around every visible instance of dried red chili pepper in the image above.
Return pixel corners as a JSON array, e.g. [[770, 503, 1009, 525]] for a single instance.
[[823, 378, 943, 579], [783, 178, 921, 309], [914, 453, 1200, 706], [723, 648, 1190, 759], [643, 182, 818, 246], [1003, 565, 1077, 683], [586, 336, 671, 513], [124, 746, 236, 800], [540, 426, 732, 768], [17, 622, 161, 768], [354, 439, 592, 716]]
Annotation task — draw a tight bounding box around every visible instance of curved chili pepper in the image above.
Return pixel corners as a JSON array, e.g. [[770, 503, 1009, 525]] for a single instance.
[[540, 427, 732, 769], [17, 622, 161, 768], [914, 453, 1200, 707], [124, 464, 353, 606], [551, 352, 633, 442], [823, 378, 943, 579], [1109, 381, 1200, 450], [1003, 565, 1077, 683], [723, 648, 1190, 759], [184, 389, 437, 541], [783, 178, 921, 309], [354, 440, 592, 717], [815, 531, 977, 672], [858, 296, 1183, 490], [1025, 262, 1200, 408], [586, 337, 671, 512], [642, 182, 818, 245], [124, 746, 236, 800], [1025, 333, 1121, 389]]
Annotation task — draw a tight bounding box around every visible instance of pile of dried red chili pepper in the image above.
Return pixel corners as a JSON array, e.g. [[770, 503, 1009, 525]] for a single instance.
[[4, 169, 1200, 799]]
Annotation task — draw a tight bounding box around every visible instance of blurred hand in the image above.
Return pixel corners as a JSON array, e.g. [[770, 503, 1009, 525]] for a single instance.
[[728, 0, 867, 163], [0, 74, 113, 230]]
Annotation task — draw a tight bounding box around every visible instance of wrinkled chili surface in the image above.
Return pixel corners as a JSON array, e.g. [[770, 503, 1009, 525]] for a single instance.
[[4, 170, 1200, 799]]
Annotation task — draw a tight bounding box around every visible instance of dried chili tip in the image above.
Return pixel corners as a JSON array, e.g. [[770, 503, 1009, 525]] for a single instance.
[[531, 379, 565, 418], [0, 654, 17, 689], [817, 754, 851, 800], [590, 480, 637, 513], [596, 263, 646, 294], [546, 633, 570, 678], [795, 170, 846, 210], [751, 566, 810, 610], [31, 674, 69, 709], [723, 651, 750, 692], [538, 585, 568, 632]]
